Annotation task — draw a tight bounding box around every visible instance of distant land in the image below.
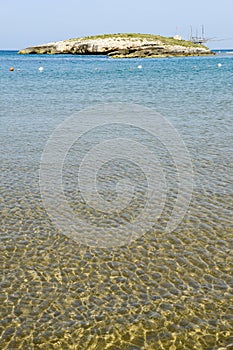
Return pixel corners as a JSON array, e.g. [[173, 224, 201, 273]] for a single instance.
[[18, 33, 214, 58]]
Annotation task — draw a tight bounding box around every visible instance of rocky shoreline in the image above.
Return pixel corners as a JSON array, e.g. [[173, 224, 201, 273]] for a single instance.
[[18, 33, 214, 58]]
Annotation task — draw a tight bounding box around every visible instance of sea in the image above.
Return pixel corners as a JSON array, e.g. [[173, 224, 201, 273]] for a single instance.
[[1, 50, 233, 349]]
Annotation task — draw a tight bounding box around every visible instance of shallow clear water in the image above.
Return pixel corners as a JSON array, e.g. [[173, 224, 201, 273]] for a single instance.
[[1, 51, 233, 349]]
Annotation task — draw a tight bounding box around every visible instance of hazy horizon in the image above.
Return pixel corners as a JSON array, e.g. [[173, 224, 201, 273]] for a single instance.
[[0, 0, 232, 50]]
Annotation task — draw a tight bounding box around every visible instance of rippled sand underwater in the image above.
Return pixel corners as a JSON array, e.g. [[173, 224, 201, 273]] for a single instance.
[[1, 187, 232, 349], [1, 52, 233, 349]]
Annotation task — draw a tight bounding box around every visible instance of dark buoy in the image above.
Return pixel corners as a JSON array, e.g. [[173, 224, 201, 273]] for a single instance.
[[9, 67, 14, 71]]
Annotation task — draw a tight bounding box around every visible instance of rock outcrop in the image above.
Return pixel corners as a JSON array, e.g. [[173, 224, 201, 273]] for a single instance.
[[18, 33, 214, 58]]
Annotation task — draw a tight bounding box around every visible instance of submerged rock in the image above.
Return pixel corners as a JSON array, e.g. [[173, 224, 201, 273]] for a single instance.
[[18, 33, 214, 58]]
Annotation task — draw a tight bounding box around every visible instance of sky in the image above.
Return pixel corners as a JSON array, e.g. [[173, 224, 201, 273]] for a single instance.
[[0, 0, 232, 50]]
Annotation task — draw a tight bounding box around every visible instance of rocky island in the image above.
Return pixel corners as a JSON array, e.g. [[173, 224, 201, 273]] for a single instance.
[[18, 33, 214, 58]]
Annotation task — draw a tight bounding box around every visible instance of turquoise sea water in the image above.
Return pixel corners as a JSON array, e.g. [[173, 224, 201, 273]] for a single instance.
[[1, 51, 233, 349]]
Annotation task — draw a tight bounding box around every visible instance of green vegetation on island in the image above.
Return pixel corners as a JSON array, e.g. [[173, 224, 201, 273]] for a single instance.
[[66, 33, 208, 49]]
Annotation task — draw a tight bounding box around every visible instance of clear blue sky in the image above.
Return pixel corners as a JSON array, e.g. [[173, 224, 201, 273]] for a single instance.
[[0, 0, 232, 50]]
